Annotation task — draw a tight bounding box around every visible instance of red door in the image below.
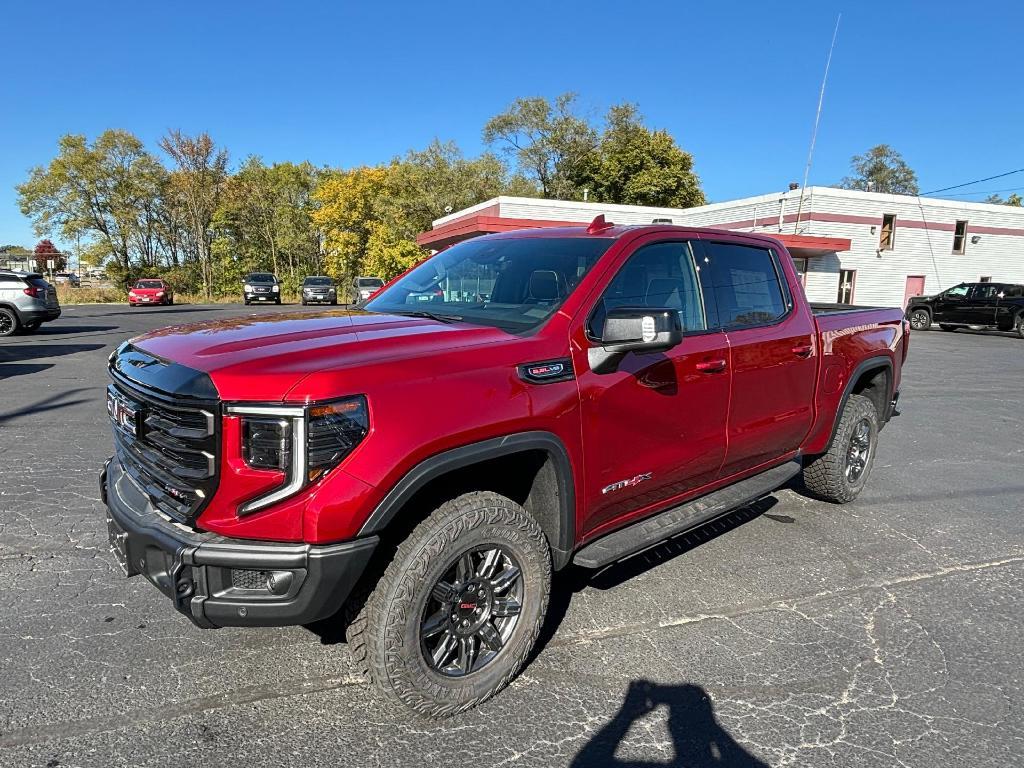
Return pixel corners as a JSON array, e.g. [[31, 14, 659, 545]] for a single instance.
[[903, 275, 926, 308], [698, 238, 818, 479], [571, 237, 731, 538]]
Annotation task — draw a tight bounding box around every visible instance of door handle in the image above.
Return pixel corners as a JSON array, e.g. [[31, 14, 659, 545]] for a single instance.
[[792, 343, 814, 358], [695, 358, 728, 373]]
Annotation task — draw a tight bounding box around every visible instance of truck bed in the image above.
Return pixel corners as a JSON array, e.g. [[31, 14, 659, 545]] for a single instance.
[[810, 302, 889, 315]]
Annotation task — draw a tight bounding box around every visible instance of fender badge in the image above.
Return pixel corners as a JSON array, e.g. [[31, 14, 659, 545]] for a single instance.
[[602, 472, 653, 494]]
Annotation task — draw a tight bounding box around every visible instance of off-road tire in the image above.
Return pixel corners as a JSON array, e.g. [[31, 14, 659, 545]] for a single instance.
[[0, 307, 20, 337], [347, 491, 551, 718], [908, 308, 931, 331], [939, 324, 957, 332], [803, 393, 879, 504]]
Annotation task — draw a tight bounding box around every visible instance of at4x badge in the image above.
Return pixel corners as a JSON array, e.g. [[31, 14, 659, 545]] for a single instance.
[[602, 472, 653, 494]]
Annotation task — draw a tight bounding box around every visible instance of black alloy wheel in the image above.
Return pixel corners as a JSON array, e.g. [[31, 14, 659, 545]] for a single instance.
[[909, 309, 931, 331], [420, 546, 524, 677], [844, 418, 872, 483]]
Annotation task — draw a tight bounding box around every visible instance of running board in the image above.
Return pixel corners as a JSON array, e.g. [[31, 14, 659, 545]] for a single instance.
[[573, 460, 801, 569]]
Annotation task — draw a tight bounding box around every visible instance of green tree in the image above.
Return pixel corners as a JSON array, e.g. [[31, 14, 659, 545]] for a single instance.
[[571, 104, 705, 207], [159, 130, 229, 298], [384, 139, 533, 239], [483, 93, 596, 199], [838, 144, 919, 195], [17, 130, 166, 272], [983, 192, 1023, 206], [213, 158, 322, 292]]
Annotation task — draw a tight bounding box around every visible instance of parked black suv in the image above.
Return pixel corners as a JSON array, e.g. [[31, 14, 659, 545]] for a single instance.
[[242, 273, 281, 305], [907, 282, 1024, 337]]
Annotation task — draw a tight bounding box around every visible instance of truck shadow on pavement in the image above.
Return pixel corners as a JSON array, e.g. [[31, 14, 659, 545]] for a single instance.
[[570, 679, 768, 768]]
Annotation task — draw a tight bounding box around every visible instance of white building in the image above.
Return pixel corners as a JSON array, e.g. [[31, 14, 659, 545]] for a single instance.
[[418, 187, 1024, 308]]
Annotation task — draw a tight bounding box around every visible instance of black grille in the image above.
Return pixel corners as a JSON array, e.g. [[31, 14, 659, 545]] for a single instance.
[[108, 375, 219, 524], [231, 569, 268, 590]]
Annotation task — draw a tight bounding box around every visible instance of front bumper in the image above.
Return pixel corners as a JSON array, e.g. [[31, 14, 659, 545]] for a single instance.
[[101, 457, 377, 629]]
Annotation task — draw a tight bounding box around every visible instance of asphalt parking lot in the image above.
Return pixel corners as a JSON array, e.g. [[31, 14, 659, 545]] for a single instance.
[[1, 304, 1022, 767]]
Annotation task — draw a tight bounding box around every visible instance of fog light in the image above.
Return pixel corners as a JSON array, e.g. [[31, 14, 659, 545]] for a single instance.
[[266, 570, 293, 595]]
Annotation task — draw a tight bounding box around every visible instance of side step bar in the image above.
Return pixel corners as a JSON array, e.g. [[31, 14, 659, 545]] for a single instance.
[[573, 460, 801, 569]]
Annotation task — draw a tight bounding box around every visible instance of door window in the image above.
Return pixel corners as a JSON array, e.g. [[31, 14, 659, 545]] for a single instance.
[[971, 283, 1000, 299], [944, 284, 970, 298], [587, 241, 705, 337], [838, 270, 856, 304], [699, 242, 788, 328]]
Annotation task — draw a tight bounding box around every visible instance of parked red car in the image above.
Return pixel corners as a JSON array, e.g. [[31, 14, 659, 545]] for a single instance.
[[102, 219, 908, 717], [128, 279, 173, 307]]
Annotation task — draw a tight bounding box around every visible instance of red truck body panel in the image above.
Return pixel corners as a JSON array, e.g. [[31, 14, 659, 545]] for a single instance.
[[129, 225, 906, 548]]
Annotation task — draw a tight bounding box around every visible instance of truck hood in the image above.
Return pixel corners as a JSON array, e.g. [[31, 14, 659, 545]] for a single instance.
[[131, 309, 512, 401]]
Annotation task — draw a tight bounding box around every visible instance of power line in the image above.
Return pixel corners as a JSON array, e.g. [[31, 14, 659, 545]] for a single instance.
[[921, 167, 1024, 196], [932, 185, 1024, 199]]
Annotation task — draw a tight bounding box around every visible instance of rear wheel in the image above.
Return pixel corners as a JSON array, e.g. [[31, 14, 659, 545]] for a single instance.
[[908, 308, 931, 331], [939, 324, 957, 332], [348, 491, 551, 718], [803, 394, 879, 503], [0, 307, 19, 337]]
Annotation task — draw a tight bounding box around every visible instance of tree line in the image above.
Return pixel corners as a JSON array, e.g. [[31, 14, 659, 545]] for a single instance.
[[15, 94, 705, 295]]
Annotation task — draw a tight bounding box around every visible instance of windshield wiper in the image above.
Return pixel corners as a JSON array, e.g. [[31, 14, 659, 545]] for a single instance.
[[390, 310, 463, 324]]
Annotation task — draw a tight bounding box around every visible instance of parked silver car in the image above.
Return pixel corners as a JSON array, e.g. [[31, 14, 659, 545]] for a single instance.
[[0, 270, 61, 336], [350, 276, 384, 304]]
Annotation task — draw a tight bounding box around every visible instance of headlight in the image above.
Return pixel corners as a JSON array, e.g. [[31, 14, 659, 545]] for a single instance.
[[244, 285, 253, 293], [128, 292, 137, 298], [272, 285, 280, 292], [156, 291, 164, 297], [230, 396, 369, 514]]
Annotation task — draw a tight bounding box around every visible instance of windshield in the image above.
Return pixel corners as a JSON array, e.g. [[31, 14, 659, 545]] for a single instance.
[[247, 273, 277, 283], [364, 236, 613, 333], [304, 277, 334, 286], [135, 280, 163, 289], [357, 277, 384, 288]]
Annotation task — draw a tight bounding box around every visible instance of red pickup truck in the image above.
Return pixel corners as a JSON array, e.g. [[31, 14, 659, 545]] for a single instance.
[[102, 219, 907, 717]]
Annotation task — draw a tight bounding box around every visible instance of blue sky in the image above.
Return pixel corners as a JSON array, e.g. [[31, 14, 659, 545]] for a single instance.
[[3, 1, 1023, 251]]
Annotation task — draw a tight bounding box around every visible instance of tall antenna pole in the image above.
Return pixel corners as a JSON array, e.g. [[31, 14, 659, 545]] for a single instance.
[[794, 13, 841, 234]]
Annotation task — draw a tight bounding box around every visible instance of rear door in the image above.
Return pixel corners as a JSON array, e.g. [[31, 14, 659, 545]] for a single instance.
[[573, 236, 730, 536], [697, 238, 817, 478], [962, 283, 1000, 325]]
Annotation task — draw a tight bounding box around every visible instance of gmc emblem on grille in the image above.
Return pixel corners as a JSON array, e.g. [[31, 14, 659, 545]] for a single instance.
[[106, 390, 140, 437]]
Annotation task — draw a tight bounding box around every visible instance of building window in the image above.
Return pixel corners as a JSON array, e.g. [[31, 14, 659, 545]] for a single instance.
[[838, 270, 856, 304], [952, 220, 969, 254], [879, 214, 896, 250], [792, 257, 808, 285], [980, 275, 992, 282]]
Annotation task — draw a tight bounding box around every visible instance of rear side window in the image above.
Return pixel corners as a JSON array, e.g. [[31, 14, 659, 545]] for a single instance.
[[700, 242, 787, 328], [587, 241, 705, 337]]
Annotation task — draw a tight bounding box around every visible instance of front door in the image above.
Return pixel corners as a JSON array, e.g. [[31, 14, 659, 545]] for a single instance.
[[903, 275, 926, 309], [573, 238, 730, 537], [698, 238, 818, 478], [932, 283, 971, 322]]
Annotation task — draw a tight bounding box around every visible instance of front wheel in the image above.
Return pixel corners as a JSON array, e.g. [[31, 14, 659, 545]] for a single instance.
[[802, 393, 879, 504], [908, 309, 931, 331], [348, 491, 551, 718]]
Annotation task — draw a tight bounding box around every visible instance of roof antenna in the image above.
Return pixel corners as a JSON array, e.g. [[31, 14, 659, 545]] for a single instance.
[[587, 214, 614, 234], [794, 13, 841, 234]]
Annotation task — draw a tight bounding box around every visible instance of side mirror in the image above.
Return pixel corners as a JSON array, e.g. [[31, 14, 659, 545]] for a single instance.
[[588, 308, 683, 374]]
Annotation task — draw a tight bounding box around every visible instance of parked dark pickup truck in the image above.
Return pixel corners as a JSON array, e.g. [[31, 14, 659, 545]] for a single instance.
[[907, 281, 1024, 337], [102, 219, 908, 717]]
